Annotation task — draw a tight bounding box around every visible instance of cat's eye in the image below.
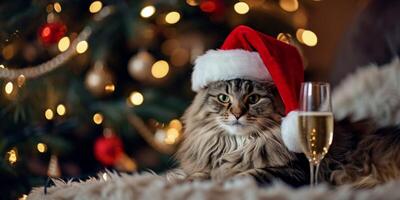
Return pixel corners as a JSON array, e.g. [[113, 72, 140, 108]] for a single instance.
[[217, 94, 230, 103], [248, 94, 260, 104]]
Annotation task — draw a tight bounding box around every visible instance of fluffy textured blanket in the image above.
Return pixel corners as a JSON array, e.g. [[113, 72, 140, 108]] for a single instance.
[[28, 172, 400, 200]]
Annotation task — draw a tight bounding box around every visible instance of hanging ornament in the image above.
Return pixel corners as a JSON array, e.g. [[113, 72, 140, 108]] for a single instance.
[[85, 61, 114, 96], [38, 22, 67, 45], [128, 50, 155, 82], [94, 129, 124, 166], [47, 155, 61, 178]]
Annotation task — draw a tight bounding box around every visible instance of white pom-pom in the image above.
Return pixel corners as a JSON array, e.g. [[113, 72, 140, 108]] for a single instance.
[[281, 111, 302, 153]]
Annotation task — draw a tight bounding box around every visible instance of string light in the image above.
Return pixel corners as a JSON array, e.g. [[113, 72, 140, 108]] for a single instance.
[[45, 109, 54, 120], [165, 128, 179, 144], [37, 143, 48, 153], [104, 84, 115, 93], [302, 30, 318, 46], [4, 81, 13, 94], [7, 148, 17, 164], [279, 0, 299, 12], [93, 113, 103, 124], [151, 60, 169, 79], [186, 0, 199, 6], [169, 119, 182, 131], [129, 91, 144, 106], [53, 2, 62, 13], [0, 64, 4, 68], [165, 11, 181, 24], [76, 40, 89, 54], [58, 36, 70, 52], [56, 104, 66, 116], [140, 5, 156, 18], [234, 2, 250, 15], [89, 1, 103, 13]]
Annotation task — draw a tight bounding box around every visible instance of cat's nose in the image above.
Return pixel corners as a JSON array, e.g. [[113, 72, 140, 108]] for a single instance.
[[231, 111, 243, 120]]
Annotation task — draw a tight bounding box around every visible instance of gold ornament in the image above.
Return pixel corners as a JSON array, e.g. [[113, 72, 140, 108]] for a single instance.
[[85, 61, 114, 96], [128, 50, 155, 82], [47, 155, 61, 178]]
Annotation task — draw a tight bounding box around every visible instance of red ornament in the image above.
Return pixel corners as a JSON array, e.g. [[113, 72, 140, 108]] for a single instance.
[[200, 0, 225, 14], [38, 22, 67, 45], [94, 134, 124, 166]]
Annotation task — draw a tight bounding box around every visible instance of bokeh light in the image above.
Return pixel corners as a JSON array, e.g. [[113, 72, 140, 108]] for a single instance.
[[234, 2, 250, 15], [76, 41, 89, 54], [89, 1, 103, 13], [93, 113, 104, 124], [37, 143, 48, 153], [56, 104, 66, 116], [58, 36, 70, 52], [140, 5, 156, 18], [151, 60, 169, 79], [165, 11, 181, 24], [129, 91, 144, 106], [45, 109, 54, 120]]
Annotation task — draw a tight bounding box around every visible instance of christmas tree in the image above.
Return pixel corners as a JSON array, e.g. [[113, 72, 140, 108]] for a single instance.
[[0, 0, 319, 198]]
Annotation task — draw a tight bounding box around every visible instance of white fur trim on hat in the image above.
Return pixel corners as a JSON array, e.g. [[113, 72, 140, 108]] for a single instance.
[[191, 49, 271, 91], [281, 110, 302, 153]]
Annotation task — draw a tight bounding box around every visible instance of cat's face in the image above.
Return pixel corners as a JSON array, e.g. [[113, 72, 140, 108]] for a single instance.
[[204, 79, 284, 136]]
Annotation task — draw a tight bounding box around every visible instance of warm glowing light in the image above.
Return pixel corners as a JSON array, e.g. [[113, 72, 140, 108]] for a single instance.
[[234, 2, 250, 14], [4, 82, 13, 94], [58, 37, 70, 52], [76, 41, 89, 54], [151, 60, 169, 79], [140, 5, 156, 18], [45, 109, 54, 120], [186, 0, 199, 6], [169, 119, 182, 131], [89, 1, 103, 13], [37, 143, 47, 153], [165, 128, 179, 144], [0, 64, 4, 68], [129, 91, 144, 106], [18, 194, 27, 200], [53, 2, 62, 13], [104, 84, 115, 92], [279, 0, 299, 12], [56, 104, 66, 116], [93, 113, 103, 124], [165, 11, 181, 24], [302, 30, 318, 46], [7, 149, 17, 164]]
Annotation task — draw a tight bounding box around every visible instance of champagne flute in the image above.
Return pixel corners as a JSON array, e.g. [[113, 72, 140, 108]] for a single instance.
[[298, 82, 334, 186]]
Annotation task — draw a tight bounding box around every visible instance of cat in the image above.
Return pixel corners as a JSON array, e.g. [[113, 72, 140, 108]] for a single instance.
[[173, 79, 309, 186], [170, 78, 400, 187]]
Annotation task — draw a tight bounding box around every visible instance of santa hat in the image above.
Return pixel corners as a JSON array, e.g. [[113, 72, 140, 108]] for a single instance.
[[191, 25, 303, 152]]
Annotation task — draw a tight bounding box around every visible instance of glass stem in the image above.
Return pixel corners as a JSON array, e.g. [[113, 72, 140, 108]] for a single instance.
[[309, 162, 314, 187], [309, 162, 320, 187], [315, 163, 320, 185]]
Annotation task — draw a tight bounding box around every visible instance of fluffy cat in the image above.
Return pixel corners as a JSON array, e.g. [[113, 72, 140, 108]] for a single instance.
[[174, 79, 308, 185]]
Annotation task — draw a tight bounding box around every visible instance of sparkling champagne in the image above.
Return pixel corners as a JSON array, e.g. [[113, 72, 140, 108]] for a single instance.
[[298, 112, 333, 165]]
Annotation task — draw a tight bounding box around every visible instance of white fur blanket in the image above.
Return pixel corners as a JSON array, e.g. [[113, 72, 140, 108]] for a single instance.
[[28, 172, 400, 200]]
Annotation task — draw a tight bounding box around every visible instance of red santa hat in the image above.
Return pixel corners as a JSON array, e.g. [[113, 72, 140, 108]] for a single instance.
[[191, 25, 304, 152]]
